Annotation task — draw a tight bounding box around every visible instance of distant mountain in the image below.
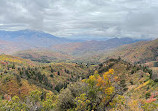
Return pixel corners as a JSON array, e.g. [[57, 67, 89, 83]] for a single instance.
[[65, 35, 110, 41], [0, 29, 72, 48], [0, 29, 76, 54], [52, 37, 141, 56], [14, 37, 141, 63]]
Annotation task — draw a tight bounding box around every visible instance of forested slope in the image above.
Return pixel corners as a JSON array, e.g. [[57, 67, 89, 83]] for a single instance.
[[0, 56, 157, 110]]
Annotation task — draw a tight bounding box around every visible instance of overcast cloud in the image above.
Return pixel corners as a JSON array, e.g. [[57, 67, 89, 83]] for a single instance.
[[0, 0, 158, 39]]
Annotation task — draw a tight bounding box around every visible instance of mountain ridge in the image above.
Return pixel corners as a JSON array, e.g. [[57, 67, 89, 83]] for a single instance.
[[0, 29, 73, 48], [99, 38, 158, 63], [52, 37, 143, 56]]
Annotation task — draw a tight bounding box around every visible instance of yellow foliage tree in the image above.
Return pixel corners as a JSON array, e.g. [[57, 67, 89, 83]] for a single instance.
[[78, 69, 116, 110]]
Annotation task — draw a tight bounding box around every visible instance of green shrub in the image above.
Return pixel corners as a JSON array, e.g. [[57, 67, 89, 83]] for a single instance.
[[145, 92, 151, 99]]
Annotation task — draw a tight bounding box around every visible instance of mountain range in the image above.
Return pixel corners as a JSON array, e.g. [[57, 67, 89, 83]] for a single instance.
[[52, 37, 140, 56], [0, 29, 74, 54], [0, 29, 157, 65]]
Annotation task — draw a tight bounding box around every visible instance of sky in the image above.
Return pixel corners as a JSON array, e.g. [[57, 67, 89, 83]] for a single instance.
[[0, 0, 158, 39]]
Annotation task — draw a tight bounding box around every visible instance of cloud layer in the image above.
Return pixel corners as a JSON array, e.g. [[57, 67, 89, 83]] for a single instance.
[[0, 0, 158, 38]]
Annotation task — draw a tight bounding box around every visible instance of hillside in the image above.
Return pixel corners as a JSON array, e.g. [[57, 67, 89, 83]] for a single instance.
[[0, 55, 92, 97], [0, 54, 35, 66], [0, 40, 22, 54], [52, 37, 140, 56], [99, 38, 158, 64], [0, 57, 157, 110], [54, 59, 158, 111], [14, 49, 74, 63]]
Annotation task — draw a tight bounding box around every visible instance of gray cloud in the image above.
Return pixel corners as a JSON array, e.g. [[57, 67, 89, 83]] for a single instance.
[[0, 0, 158, 39]]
